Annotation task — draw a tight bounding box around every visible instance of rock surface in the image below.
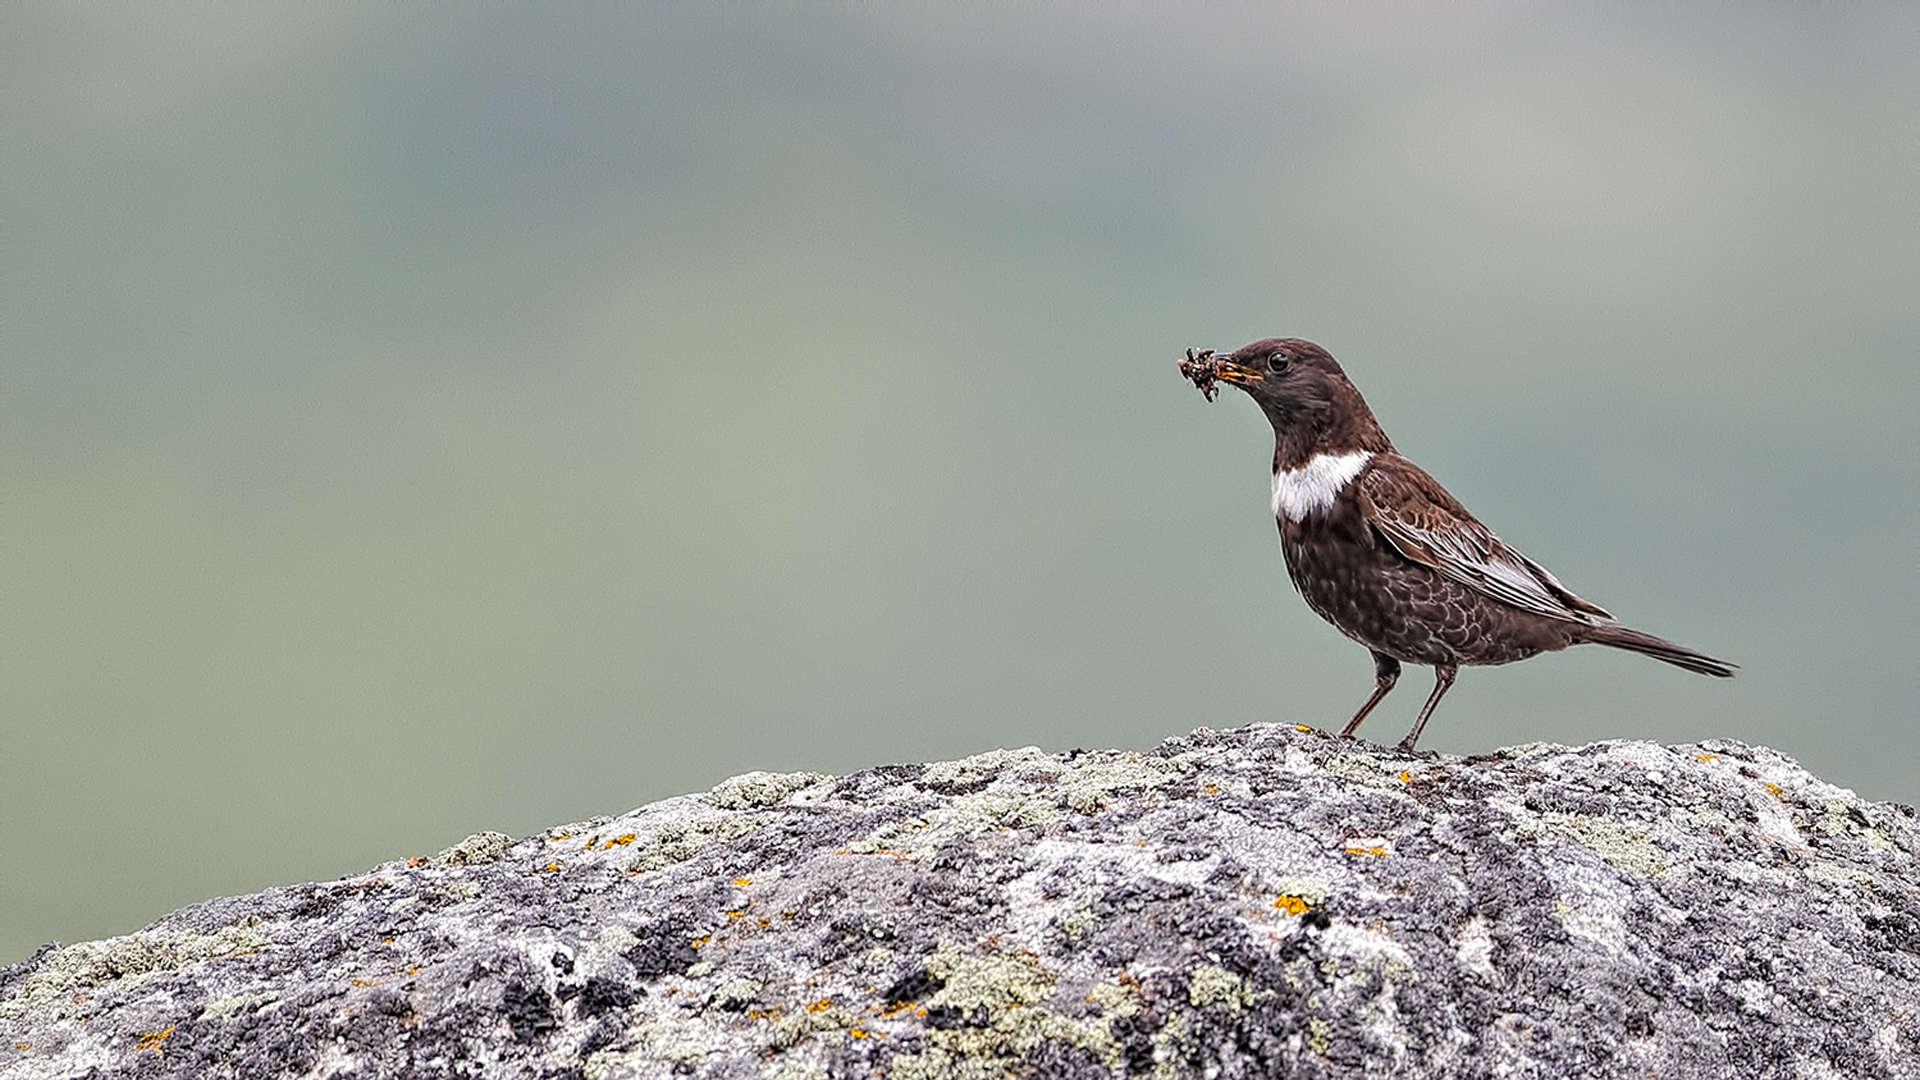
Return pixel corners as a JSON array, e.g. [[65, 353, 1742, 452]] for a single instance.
[[4, 725, 1919, 1079]]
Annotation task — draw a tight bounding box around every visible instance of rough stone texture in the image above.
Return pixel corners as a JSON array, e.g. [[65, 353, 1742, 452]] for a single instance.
[[4, 725, 1918, 1079]]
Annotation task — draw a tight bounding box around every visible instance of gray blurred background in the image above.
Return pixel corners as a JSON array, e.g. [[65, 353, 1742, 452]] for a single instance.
[[3, 4, 1915, 964]]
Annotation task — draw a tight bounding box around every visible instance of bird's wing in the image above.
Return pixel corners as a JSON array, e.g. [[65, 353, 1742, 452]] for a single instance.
[[1356, 455, 1614, 624]]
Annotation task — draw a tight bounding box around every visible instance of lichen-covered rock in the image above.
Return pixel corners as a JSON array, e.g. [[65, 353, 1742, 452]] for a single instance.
[[4, 725, 1918, 1079]]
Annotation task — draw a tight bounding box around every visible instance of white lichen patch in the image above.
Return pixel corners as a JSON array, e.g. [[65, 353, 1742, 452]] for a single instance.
[[1455, 915, 1497, 980], [1804, 860, 1873, 889], [709, 770, 832, 810], [578, 925, 641, 976], [1343, 835, 1393, 858], [197, 990, 279, 1021], [1193, 772, 1255, 799], [760, 1059, 831, 1080], [1551, 894, 1627, 950], [1326, 922, 1420, 987], [1323, 753, 1412, 791], [544, 815, 613, 840]]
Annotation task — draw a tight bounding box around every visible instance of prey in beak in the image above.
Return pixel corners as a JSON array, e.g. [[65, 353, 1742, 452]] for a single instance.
[[1178, 347, 1258, 401]]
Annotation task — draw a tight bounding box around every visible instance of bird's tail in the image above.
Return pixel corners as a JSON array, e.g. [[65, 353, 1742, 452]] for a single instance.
[[1578, 623, 1736, 678]]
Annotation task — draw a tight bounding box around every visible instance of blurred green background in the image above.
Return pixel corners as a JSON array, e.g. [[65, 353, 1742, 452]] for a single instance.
[[3, 4, 1915, 964]]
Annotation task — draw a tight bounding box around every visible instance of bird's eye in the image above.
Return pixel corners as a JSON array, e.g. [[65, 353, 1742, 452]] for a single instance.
[[1266, 352, 1291, 374]]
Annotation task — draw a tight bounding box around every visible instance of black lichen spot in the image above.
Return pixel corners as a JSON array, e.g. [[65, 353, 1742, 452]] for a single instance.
[[567, 976, 640, 1018], [502, 979, 557, 1042], [289, 885, 344, 922], [920, 775, 993, 796], [1109, 1012, 1159, 1073], [925, 1003, 989, 1029], [1302, 908, 1332, 930], [550, 950, 574, 975], [624, 931, 699, 979], [1025, 1037, 1113, 1078], [882, 968, 945, 1007], [367, 987, 413, 1018]]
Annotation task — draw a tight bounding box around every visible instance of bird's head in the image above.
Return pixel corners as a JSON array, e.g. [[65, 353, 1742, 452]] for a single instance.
[[1203, 338, 1392, 465]]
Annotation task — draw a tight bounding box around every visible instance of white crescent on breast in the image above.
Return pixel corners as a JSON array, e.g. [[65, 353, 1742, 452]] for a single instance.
[[1272, 450, 1374, 522]]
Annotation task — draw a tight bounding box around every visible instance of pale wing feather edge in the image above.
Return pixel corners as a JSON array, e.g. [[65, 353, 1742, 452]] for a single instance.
[[1359, 472, 1610, 625]]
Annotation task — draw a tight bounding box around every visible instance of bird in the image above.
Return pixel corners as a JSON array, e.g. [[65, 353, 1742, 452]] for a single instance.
[[1182, 337, 1733, 751]]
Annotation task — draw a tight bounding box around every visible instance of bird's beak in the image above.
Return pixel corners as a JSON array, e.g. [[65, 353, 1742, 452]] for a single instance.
[[1212, 357, 1259, 386]]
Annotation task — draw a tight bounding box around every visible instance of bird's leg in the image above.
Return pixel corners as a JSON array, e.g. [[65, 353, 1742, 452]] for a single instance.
[[1396, 664, 1458, 752], [1340, 652, 1401, 737]]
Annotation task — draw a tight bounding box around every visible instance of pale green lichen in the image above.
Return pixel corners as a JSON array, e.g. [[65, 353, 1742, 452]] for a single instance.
[[1059, 904, 1097, 942], [1085, 978, 1140, 1017], [925, 940, 1058, 1010], [1270, 878, 1333, 908], [625, 813, 771, 873], [852, 789, 1058, 855], [0, 921, 272, 1020], [581, 925, 641, 973], [1323, 753, 1409, 791], [430, 830, 514, 867], [921, 746, 1054, 790], [1186, 963, 1253, 1012], [880, 941, 1121, 1075], [1056, 753, 1193, 813], [887, 1047, 1035, 1080], [1308, 1015, 1333, 1056], [1519, 810, 1669, 878], [1813, 799, 1897, 850], [767, 1002, 860, 1050], [707, 977, 763, 1013], [430, 881, 481, 905], [1148, 1010, 1191, 1078], [858, 749, 1200, 854], [709, 770, 832, 810]]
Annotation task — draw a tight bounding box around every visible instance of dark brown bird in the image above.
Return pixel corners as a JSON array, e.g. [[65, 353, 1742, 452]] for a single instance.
[[1185, 337, 1733, 751]]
